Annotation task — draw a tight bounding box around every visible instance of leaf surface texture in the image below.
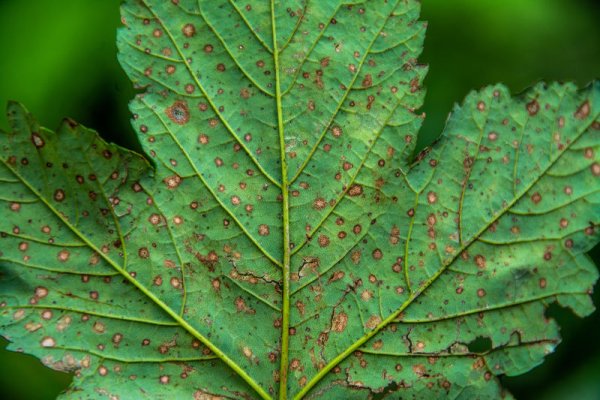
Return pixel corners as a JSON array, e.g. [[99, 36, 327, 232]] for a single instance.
[[1, 1, 599, 399]]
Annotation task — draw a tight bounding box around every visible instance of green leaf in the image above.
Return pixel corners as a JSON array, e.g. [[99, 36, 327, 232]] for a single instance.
[[1, 1, 599, 399]]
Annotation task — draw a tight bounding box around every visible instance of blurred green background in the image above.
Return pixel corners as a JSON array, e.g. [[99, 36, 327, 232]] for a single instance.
[[0, 0, 599, 398]]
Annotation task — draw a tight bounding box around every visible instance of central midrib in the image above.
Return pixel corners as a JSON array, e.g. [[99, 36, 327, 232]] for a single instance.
[[270, 2, 292, 400]]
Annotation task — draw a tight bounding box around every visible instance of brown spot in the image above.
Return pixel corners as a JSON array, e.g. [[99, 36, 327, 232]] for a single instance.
[[258, 224, 270, 236], [163, 175, 182, 189], [331, 125, 343, 138], [592, 163, 600, 177], [427, 191, 437, 204], [410, 77, 420, 93], [40, 337, 56, 348], [216, 63, 226, 72], [526, 99, 539, 116], [313, 197, 327, 210], [372, 249, 383, 260], [57, 250, 70, 262], [194, 391, 222, 400], [148, 213, 161, 225], [290, 358, 301, 371], [166, 101, 190, 125], [488, 132, 498, 141], [539, 278, 547, 289], [138, 247, 150, 259], [9, 202, 21, 212], [327, 271, 346, 283], [182, 23, 196, 37], [531, 192, 542, 204], [413, 364, 426, 376], [318, 235, 330, 247], [332, 312, 348, 332], [31, 133, 45, 148], [474, 255, 486, 269], [204, 44, 214, 53], [477, 288, 486, 297], [463, 156, 474, 169], [240, 88, 251, 99], [366, 316, 381, 329], [34, 287, 48, 299], [93, 321, 106, 333], [574, 100, 590, 119], [170, 277, 181, 288], [54, 189, 65, 202], [112, 333, 123, 345], [362, 74, 372, 88], [389, 226, 400, 245], [477, 101, 486, 111], [584, 147, 594, 159], [348, 184, 363, 197]]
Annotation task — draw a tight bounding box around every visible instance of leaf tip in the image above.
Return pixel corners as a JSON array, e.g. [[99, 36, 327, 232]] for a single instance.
[[6, 100, 28, 118]]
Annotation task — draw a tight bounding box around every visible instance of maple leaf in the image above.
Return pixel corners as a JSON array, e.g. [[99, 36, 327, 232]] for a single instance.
[[1, 1, 599, 399]]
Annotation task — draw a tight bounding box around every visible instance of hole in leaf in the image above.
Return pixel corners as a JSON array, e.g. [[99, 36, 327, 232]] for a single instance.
[[467, 336, 493, 353]]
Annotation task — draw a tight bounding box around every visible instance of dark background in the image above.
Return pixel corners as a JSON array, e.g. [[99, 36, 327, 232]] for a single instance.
[[0, 0, 599, 398]]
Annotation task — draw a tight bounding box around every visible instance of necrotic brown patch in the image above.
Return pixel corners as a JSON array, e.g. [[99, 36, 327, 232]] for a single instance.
[[574, 100, 590, 120], [166, 101, 190, 125], [474, 255, 486, 268], [332, 312, 348, 332], [348, 184, 363, 197]]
